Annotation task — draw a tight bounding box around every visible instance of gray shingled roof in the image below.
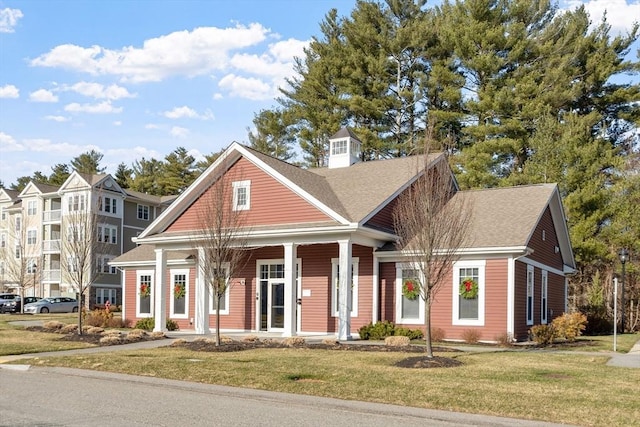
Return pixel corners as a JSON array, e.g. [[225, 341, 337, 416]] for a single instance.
[[32, 182, 60, 194], [245, 146, 441, 223], [460, 184, 556, 248], [330, 127, 361, 141], [110, 244, 194, 264]]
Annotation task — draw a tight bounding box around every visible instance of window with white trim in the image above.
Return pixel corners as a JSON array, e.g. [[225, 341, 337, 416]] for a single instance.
[[0, 261, 4, 276], [67, 224, 85, 241], [99, 196, 117, 215], [137, 204, 149, 220], [67, 255, 78, 273], [331, 257, 359, 317], [97, 224, 117, 244], [15, 215, 21, 233], [137, 271, 153, 316], [541, 270, 548, 324], [171, 269, 189, 318], [1, 232, 6, 248], [331, 139, 348, 155], [452, 260, 485, 326], [27, 200, 37, 216], [97, 255, 116, 274], [27, 229, 37, 245], [67, 194, 86, 212], [395, 264, 424, 323], [232, 180, 251, 211], [209, 264, 230, 315], [27, 258, 37, 274], [96, 288, 117, 305], [14, 243, 20, 259], [526, 265, 534, 326], [1, 207, 5, 220]]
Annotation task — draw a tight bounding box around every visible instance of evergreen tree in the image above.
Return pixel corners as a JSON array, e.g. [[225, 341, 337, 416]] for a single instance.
[[248, 109, 295, 161], [70, 149, 105, 175], [158, 147, 196, 195], [114, 162, 133, 189], [129, 157, 165, 195], [48, 163, 70, 185], [195, 150, 224, 175]]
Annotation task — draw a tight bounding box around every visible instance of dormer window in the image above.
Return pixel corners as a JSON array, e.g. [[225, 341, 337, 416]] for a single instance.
[[232, 180, 251, 211]]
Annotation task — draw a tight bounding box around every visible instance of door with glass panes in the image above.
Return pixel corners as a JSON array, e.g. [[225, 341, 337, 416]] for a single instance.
[[258, 262, 299, 332]]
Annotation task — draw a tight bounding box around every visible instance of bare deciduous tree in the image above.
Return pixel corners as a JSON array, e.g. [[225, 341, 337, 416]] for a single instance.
[[61, 193, 110, 334], [192, 161, 250, 346], [393, 141, 472, 358]]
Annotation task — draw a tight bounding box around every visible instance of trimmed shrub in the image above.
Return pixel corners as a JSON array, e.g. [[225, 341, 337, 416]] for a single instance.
[[358, 321, 424, 341], [166, 319, 179, 331], [461, 328, 481, 344], [85, 309, 113, 327], [394, 327, 424, 340], [358, 321, 396, 340], [530, 324, 555, 346], [552, 312, 587, 342], [134, 318, 155, 331]]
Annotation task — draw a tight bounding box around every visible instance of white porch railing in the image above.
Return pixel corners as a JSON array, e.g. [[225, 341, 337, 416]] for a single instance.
[[42, 269, 61, 281], [43, 210, 61, 222], [43, 239, 61, 252]]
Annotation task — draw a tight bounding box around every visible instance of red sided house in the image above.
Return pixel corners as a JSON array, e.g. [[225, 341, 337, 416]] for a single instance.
[[111, 129, 575, 342]]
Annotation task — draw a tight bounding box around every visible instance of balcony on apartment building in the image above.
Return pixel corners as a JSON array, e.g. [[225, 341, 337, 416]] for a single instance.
[[42, 269, 61, 282], [43, 239, 61, 253], [43, 209, 61, 223]]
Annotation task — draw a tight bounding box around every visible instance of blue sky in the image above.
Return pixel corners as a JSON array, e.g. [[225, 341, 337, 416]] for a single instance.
[[0, 0, 638, 187]]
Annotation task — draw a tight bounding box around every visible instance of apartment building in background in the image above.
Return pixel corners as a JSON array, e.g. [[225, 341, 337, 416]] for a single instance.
[[0, 172, 174, 307]]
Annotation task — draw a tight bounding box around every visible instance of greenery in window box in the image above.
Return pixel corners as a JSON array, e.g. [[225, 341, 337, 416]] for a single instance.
[[402, 278, 420, 300], [139, 283, 151, 298], [174, 283, 186, 299], [459, 278, 478, 299]]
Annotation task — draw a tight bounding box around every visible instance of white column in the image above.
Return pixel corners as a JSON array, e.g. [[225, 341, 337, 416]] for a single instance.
[[195, 247, 210, 334], [372, 253, 379, 324], [337, 239, 352, 341], [506, 256, 515, 338], [153, 248, 167, 332], [283, 242, 297, 337]]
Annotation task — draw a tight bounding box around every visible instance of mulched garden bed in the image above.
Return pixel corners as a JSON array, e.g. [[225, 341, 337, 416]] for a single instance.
[[171, 338, 465, 368]]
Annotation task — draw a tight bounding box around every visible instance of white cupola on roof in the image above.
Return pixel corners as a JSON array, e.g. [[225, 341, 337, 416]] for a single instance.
[[328, 127, 362, 169]]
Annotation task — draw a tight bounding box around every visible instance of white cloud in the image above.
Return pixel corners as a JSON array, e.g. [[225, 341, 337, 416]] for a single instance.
[[145, 123, 162, 130], [30, 23, 271, 83], [22, 138, 101, 155], [64, 101, 122, 114], [0, 8, 23, 33], [0, 132, 23, 152], [44, 115, 70, 122], [212, 93, 224, 100], [170, 126, 189, 138], [268, 38, 308, 63], [564, 0, 640, 35], [64, 81, 136, 100], [29, 89, 58, 103], [0, 84, 19, 98], [218, 74, 272, 100], [113, 121, 122, 126], [163, 106, 214, 120]]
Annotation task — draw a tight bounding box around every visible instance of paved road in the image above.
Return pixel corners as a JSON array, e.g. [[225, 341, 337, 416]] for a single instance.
[[0, 366, 566, 427]]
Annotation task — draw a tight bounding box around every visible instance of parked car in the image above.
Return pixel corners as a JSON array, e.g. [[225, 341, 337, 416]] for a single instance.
[[24, 297, 79, 314], [0, 294, 19, 313], [1, 296, 42, 313]]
